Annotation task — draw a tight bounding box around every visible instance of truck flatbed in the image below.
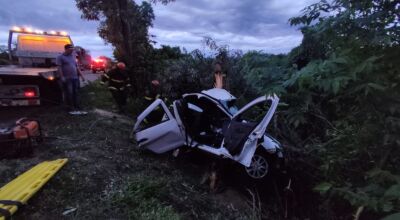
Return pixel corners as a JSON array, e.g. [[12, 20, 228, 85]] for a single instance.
[[0, 65, 56, 76], [0, 27, 72, 106], [0, 66, 61, 106]]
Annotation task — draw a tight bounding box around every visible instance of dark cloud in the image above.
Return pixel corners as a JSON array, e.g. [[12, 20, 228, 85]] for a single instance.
[[0, 0, 318, 57], [0, 0, 111, 57], [150, 0, 318, 53]]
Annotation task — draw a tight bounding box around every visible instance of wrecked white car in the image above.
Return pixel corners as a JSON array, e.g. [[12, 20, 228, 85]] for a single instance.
[[133, 88, 283, 180]]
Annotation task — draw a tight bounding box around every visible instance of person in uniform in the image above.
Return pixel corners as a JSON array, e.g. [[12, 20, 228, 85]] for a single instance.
[[142, 80, 166, 125], [101, 62, 131, 113]]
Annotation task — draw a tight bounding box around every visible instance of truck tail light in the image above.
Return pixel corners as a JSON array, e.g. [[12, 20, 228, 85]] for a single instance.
[[39, 71, 56, 81], [24, 88, 37, 97]]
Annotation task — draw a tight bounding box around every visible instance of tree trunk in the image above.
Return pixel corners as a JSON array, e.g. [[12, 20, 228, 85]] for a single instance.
[[116, 0, 132, 65]]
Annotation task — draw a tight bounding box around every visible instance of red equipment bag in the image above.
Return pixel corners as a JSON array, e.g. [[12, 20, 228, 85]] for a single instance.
[[0, 118, 43, 158]]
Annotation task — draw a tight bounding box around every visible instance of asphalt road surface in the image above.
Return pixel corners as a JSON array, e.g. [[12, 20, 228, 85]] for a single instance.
[[81, 70, 102, 86]]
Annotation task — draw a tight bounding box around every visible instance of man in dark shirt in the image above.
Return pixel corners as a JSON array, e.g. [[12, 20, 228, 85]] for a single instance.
[[101, 62, 131, 113], [56, 44, 86, 114]]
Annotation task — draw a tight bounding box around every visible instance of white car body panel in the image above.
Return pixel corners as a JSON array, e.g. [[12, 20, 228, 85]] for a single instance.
[[134, 99, 185, 153], [133, 89, 280, 168], [224, 94, 280, 166], [182, 93, 232, 117]]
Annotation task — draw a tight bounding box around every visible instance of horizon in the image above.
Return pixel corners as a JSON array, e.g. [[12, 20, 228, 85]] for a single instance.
[[0, 0, 318, 58]]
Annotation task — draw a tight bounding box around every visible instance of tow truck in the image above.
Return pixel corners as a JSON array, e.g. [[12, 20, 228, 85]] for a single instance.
[[0, 26, 74, 106]]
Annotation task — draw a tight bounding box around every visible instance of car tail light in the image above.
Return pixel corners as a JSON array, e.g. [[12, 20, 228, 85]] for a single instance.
[[24, 88, 36, 97]]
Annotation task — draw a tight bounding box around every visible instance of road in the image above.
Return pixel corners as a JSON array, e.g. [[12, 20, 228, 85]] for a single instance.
[[81, 70, 101, 86]]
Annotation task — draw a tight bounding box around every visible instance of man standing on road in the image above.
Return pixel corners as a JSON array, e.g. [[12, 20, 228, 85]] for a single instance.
[[56, 44, 86, 115]]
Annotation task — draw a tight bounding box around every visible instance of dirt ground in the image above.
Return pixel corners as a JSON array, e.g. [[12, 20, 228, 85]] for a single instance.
[[0, 82, 282, 220]]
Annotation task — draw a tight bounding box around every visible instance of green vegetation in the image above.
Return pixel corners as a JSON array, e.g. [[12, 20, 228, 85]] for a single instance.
[[0, 46, 12, 65], [1, 84, 272, 219], [114, 175, 180, 220], [82, 80, 146, 116], [74, 0, 399, 218], [143, 0, 400, 218]]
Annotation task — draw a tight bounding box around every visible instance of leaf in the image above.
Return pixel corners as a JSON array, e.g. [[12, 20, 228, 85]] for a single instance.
[[278, 102, 289, 107], [314, 182, 332, 194], [294, 119, 300, 128], [332, 80, 340, 94], [354, 61, 367, 74], [382, 203, 393, 212], [384, 184, 400, 199], [381, 213, 400, 220], [332, 57, 348, 64], [368, 83, 386, 91]]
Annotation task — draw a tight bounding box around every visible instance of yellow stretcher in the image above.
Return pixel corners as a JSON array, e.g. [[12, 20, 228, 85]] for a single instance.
[[0, 158, 68, 219]]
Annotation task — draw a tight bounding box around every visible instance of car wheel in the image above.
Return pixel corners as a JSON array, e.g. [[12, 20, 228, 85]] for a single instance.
[[245, 152, 271, 179]]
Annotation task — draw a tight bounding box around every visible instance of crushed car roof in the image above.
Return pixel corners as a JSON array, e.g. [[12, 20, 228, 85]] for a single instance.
[[201, 88, 236, 101]]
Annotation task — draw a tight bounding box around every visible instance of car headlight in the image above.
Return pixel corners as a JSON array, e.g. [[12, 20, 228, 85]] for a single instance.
[[261, 134, 281, 154]]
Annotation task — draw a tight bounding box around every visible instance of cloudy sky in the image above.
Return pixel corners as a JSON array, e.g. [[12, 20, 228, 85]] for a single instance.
[[0, 0, 317, 58]]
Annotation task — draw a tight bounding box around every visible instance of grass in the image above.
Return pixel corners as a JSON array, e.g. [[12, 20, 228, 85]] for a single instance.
[[0, 79, 279, 219], [113, 174, 180, 220], [81, 80, 147, 117]]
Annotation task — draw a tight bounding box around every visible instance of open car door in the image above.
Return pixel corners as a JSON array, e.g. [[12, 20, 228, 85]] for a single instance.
[[133, 99, 185, 153], [223, 94, 279, 156]]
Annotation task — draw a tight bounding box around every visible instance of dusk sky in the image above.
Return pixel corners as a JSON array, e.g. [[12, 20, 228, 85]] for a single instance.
[[0, 0, 318, 58]]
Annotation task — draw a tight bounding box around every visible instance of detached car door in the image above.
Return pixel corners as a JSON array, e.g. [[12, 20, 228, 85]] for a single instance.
[[133, 99, 185, 153], [223, 94, 279, 155]]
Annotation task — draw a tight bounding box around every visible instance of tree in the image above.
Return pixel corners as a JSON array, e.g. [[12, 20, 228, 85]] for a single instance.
[[76, 0, 172, 96], [284, 0, 400, 218]]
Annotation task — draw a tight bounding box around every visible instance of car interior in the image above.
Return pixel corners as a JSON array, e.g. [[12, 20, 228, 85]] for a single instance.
[[137, 103, 169, 132], [175, 95, 230, 147], [223, 101, 271, 155], [175, 94, 272, 155]]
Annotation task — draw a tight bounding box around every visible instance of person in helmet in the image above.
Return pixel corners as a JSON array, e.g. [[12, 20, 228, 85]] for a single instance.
[[142, 79, 166, 125], [143, 80, 162, 104], [101, 62, 131, 113]]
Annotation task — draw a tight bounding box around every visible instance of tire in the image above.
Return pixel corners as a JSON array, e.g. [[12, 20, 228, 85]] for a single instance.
[[245, 152, 271, 180], [243, 149, 289, 190], [92, 69, 96, 73]]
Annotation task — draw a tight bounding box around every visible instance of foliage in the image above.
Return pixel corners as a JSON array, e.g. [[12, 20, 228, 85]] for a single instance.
[[76, 0, 176, 97], [76, 0, 400, 218], [0, 45, 12, 65], [114, 175, 180, 220], [150, 0, 400, 218], [154, 49, 214, 100], [281, 0, 400, 218]]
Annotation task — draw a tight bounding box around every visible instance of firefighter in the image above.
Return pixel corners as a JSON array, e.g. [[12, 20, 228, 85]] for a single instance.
[[101, 62, 131, 113], [143, 80, 165, 125], [143, 80, 161, 105]]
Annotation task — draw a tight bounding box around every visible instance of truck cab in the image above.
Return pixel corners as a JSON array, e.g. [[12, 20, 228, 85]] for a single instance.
[[0, 26, 74, 106]]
